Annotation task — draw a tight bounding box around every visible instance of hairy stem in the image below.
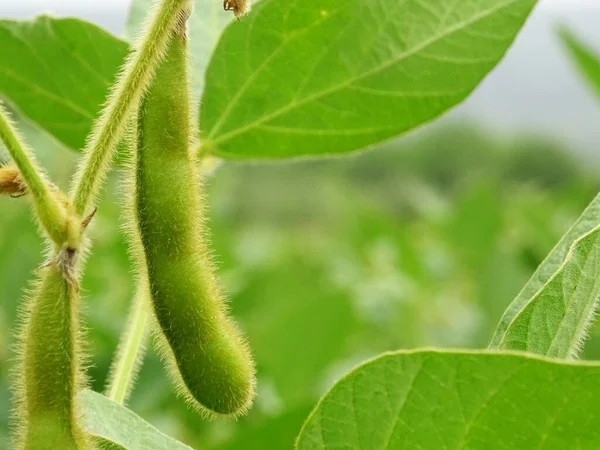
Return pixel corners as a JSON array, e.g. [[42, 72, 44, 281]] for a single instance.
[[106, 288, 149, 405], [70, 0, 192, 217], [0, 102, 69, 246]]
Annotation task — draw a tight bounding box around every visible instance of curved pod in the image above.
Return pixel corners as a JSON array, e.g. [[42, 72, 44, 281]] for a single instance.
[[134, 23, 255, 416]]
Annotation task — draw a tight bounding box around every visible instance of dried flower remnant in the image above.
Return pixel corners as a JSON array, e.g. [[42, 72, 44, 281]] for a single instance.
[[0, 164, 26, 197], [224, 0, 250, 18]]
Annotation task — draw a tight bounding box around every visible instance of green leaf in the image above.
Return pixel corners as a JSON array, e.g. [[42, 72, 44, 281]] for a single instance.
[[296, 350, 600, 449], [0, 16, 128, 150], [559, 28, 600, 100], [79, 389, 193, 450], [489, 193, 600, 349], [126, 0, 234, 97], [200, 0, 538, 159], [495, 226, 600, 357]]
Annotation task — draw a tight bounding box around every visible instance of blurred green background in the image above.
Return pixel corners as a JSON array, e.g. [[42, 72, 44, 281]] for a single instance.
[[2, 1, 600, 446], [2, 117, 600, 448]]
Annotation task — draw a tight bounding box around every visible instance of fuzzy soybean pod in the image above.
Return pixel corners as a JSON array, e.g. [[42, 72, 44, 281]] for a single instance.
[[134, 24, 255, 416], [15, 264, 87, 450]]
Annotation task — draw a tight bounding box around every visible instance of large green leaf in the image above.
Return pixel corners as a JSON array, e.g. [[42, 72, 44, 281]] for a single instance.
[[559, 28, 600, 100], [495, 226, 600, 358], [296, 350, 600, 449], [489, 193, 600, 348], [127, 0, 234, 97], [0, 17, 128, 150], [200, 0, 538, 159], [80, 389, 192, 450]]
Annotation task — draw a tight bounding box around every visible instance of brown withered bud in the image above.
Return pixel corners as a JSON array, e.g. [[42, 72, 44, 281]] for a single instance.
[[224, 0, 250, 19], [0, 164, 26, 197]]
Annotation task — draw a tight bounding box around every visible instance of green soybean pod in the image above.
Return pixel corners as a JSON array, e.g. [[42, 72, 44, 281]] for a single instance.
[[14, 264, 87, 450], [133, 20, 255, 416]]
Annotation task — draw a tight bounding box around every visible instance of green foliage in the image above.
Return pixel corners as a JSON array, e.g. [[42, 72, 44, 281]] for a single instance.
[[296, 350, 600, 449], [199, 0, 537, 158], [80, 390, 192, 450], [6, 0, 600, 448], [496, 226, 600, 358], [0, 0, 539, 162], [133, 27, 255, 415], [1, 120, 598, 448], [489, 193, 600, 349], [0, 17, 128, 151], [559, 28, 600, 100]]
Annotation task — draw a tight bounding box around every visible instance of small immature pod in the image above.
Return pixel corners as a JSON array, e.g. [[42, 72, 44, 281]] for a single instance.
[[133, 17, 255, 415], [15, 264, 87, 450]]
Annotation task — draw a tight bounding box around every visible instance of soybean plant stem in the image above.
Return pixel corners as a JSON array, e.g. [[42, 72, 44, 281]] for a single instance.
[[0, 102, 68, 246], [107, 289, 149, 405], [70, 0, 192, 217]]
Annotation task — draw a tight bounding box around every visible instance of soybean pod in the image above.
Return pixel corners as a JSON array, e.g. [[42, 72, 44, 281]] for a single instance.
[[133, 19, 255, 415], [15, 264, 87, 450]]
